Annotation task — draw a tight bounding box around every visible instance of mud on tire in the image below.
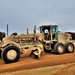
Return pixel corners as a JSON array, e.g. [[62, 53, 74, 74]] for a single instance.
[[54, 43, 65, 54], [1, 46, 20, 63], [65, 42, 74, 53]]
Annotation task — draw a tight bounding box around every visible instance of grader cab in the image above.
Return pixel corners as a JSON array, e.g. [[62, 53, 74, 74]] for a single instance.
[[40, 25, 58, 40], [40, 25, 74, 54]]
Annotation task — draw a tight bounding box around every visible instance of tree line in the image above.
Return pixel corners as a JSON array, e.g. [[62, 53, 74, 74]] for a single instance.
[[66, 32, 75, 40]]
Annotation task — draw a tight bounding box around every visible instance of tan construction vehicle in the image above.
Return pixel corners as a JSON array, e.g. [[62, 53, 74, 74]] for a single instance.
[[0, 24, 74, 63]]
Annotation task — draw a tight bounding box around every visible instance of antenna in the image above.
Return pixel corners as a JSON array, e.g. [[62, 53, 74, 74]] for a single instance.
[[27, 28, 29, 34], [7, 24, 9, 36]]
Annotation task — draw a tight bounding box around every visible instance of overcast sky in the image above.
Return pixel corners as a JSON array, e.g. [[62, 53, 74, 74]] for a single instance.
[[0, 0, 75, 35]]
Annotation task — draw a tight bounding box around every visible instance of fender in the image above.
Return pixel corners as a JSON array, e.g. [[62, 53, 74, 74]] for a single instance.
[[1, 36, 23, 53]]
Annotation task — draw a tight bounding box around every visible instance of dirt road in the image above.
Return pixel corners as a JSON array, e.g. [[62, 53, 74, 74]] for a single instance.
[[0, 50, 75, 73]]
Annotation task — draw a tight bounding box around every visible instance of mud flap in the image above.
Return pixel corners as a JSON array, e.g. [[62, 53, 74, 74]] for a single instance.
[[30, 47, 42, 58]]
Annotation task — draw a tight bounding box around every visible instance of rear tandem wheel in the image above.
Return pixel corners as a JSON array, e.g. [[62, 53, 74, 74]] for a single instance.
[[54, 43, 65, 54]]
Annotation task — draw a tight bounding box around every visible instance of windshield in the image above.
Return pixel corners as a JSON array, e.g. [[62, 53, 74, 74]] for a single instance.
[[52, 27, 56, 33]]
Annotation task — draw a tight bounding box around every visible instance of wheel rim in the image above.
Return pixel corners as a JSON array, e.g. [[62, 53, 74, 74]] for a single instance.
[[58, 45, 63, 53], [7, 50, 17, 60], [68, 45, 73, 51]]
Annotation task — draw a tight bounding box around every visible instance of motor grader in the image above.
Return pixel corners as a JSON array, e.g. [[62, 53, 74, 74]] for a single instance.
[[0, 24, 74, 63]]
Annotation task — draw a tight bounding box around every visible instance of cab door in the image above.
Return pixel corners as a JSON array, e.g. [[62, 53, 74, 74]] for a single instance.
[[52, 26, 58, 40]]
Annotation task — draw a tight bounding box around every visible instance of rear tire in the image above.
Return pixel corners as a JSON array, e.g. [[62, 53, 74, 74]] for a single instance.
[[54, 43, 65, 54], [1, 45, 20, 63], [65, 42, 74, 53]]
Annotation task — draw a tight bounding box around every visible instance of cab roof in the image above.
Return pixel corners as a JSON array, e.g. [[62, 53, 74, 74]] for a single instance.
[[40, 24, 58, 27]]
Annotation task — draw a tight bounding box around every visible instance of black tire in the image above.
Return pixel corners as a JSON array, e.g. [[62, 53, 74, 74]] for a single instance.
[[54, 43, 65, 54], [65, 42, 74, 53], [43, 48, 51, 53], [0, 50, 2, 58], [1, 46, 20, 63]]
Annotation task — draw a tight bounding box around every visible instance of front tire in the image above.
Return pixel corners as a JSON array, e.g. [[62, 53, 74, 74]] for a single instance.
[[0, 50, 2, 58], [43, 48, 51, 53], [1, 46, 20, 63], [65, 42, 74, 53], [54, 43, 65, 54]]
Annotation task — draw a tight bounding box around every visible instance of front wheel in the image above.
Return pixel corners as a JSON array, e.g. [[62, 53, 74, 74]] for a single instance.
[[1, 45, 20, 63]]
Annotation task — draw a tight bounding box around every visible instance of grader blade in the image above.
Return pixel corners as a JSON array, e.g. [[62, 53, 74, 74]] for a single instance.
[[30, 47, 42, 58]]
